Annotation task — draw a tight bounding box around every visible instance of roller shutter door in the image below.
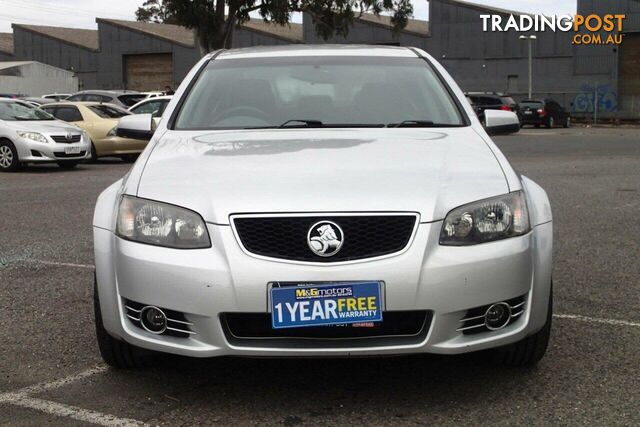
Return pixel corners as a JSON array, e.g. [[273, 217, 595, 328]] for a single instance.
[[124, 53, 173, 92], [619, 33, 640, 113]]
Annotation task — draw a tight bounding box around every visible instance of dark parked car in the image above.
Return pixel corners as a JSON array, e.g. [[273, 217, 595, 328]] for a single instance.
[[520, 99, 571, 128], [466, 92, 522, 126]]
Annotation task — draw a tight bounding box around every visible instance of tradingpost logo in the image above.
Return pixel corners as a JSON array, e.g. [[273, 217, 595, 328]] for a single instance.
[[480, 13, 626, 45]]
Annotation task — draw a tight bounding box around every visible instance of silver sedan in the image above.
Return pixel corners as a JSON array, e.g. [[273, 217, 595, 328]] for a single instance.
[[93, 45, 553, 369], [0, 99, 89, 171]]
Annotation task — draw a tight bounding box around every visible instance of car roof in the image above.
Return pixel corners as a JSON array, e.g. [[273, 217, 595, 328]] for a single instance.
[[72, 90, 139, 95], [133, 95, 172, 103], [216, 44, 419, 60], [128, 96, 173, 111], [41, 101, 122, 108]]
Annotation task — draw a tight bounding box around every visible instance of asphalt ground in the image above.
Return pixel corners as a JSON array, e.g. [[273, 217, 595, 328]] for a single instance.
[[0, 127, 638, 426]]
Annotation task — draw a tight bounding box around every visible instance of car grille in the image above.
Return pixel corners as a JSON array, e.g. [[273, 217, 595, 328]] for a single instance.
[[51, 135, 82, 143], [124, 299, 195, 338], [232, 214, 418, 262], [457, 295, 526, 335], [53, 151, 86, 158], [221, 311, 431, 346]]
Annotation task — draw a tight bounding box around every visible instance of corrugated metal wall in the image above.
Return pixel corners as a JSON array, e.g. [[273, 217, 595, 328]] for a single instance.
[[233, 28, 296, 48], [96, 22, 199, 90], [12, 28, 98, 89], [573, 0, 640, 115]]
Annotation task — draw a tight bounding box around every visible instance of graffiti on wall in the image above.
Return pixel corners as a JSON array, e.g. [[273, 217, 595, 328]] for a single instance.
[[573, 84, 618, 113]]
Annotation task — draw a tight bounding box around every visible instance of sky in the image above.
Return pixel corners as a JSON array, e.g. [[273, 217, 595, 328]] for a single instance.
[[0, 0, 578, 33]]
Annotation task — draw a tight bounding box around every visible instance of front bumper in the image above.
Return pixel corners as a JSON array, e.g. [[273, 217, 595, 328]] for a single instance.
[[15, 136, 91, 162], [94, 218, 553, 358]]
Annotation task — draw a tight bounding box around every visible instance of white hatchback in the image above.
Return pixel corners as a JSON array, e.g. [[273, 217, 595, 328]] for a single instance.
[[0, 99, 90, 171]]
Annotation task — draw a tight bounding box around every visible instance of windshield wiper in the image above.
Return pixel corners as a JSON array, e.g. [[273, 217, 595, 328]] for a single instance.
[[279, 119, 324, 128], [387, 120, 438, 128]]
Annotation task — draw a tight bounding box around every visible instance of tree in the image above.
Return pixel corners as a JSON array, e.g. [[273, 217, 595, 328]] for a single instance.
[[135, 0, 177, 24], [135, 0, 413, 56]]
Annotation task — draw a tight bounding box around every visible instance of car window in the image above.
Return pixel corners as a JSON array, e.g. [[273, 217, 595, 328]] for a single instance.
[[118, 94, 146, 107], [83, 94, 110, 103], [175, 57, 465, 129], [48, 106, 84, 122], [520, 101, 544, 109], [470, 96, 488, 106], [131, 100, 167, 117], [501, 97, 516, 106], [0, 102, 55, 121], [66, 94, 84, 102], [88, 104, 131, 118]]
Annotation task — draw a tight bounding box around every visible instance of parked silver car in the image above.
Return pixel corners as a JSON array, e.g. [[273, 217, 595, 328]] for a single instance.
[[0, 99, 90, 171], [66, 90, 144, 108], [94, 46, 553, 368]]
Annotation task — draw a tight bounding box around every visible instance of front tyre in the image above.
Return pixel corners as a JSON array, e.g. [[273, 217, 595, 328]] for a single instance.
[[0, 139, 21, 172], [94, 277, 148, 369], [493, 283, 553, 367], [88, 142, 98, 163]]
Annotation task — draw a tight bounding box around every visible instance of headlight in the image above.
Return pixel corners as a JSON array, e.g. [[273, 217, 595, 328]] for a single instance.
[[107, 126, 117, 137], [17, 131, 48, 143], [116, 196, 211, 249], [440, 191, 530, 246]]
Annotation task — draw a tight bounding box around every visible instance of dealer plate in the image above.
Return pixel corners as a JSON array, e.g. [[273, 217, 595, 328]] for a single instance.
[[64, 146, 81, 154], [270, 282, 383, 329]]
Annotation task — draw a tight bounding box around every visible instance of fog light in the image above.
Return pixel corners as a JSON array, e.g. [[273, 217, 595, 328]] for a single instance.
[[484, 302, 511, 330], [140, 306, 167, 334]]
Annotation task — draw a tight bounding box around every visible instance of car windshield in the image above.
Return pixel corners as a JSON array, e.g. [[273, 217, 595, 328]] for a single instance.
[[174, 56, 465, 130], [501, 97, 516, 105], [0, 102, 54, 121], [521, 101, 544, 109], [89, 105, 131, 118]]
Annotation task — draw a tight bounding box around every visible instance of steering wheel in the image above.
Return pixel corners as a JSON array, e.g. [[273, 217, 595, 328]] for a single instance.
[[213, 106, 271, 124]]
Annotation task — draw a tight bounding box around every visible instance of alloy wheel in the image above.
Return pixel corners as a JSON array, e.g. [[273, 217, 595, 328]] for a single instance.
[[0, 145, 14, 169]]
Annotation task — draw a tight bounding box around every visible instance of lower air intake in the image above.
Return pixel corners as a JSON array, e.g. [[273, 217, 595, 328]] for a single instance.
[[124, 299, 195, 338], [457, 295, 526, 335]]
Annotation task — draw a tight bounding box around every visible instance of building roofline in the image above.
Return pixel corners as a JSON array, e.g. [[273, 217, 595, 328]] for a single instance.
[[96, 18, 195, 48], [11, 24, 99, 51], [0, 33, 14, 55], [437, 0, 530, 17], [238, 21, 303, 43], [355, 13, 429, 37], [97, 18, 303, 47]]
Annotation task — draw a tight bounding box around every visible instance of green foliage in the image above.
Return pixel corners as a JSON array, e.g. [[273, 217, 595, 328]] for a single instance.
[[135, 0, 177, 24], [135, 0, 414, 52]]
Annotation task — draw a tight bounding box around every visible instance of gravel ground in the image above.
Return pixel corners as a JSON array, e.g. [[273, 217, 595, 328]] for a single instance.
[[0, 127, 638, 425]]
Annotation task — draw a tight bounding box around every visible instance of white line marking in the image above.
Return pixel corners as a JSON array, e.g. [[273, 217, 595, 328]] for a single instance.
[[0, 366, 147, 426], [0, 312, 638, 424], [14, 366, 108, 396], [4, 396, 146, 426], [554, 313, 640, 328], [29, 260, 94, 269]]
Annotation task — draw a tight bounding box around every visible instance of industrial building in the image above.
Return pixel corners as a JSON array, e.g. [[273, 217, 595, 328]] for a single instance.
[[1, 0, 638, 117]]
